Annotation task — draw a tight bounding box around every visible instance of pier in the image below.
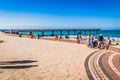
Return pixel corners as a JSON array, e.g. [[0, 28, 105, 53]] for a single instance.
[[2, 28, 100, 36]]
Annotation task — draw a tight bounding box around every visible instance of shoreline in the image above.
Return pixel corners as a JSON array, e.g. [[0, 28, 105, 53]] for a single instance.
[[4, 32, 120, 45], [20, 31, 120, 42], [3, 32, 120, 53], [3, 33, 86, 44]]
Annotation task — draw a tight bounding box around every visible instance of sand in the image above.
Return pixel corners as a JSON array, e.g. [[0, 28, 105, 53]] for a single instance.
[[0, 32, 97, 80], [111, 42, 120, 49]]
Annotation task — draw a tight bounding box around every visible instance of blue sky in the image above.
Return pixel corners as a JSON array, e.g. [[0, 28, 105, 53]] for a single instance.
[[0, 0, 120, 29]]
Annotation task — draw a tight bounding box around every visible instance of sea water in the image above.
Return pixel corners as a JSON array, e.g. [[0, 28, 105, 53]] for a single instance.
[[0, 30, 120, 41], [98, 30, 120, 41], [21, 30, 120, 41]]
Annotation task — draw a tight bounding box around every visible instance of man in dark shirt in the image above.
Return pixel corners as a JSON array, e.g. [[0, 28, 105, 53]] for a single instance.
[[37, 34, 40, 39], [99, 35, 103, 41], [97, 34, 104, 48]]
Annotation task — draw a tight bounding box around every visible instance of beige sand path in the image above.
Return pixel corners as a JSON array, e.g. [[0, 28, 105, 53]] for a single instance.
[[0, 33, 96, 80]]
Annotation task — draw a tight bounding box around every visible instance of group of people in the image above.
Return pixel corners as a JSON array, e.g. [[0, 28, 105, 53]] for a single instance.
[[77, 34, 82, 44], [55, 35, 69, 40], [29, 33, 42, 39], [54, 33, 111, 50], [18, 32, 111, 50], [86, 34, 111, 50]]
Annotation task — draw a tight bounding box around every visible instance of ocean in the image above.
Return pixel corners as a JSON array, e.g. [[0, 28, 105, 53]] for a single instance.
[[22, 30, 120, 41], [0, 30, 120, 41]]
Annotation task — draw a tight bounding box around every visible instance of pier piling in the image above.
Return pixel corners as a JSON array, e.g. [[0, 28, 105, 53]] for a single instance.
[[4, 28, 100, 36]]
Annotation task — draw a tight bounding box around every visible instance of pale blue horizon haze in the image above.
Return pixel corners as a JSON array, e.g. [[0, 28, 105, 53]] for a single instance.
[[0, 0, 120, 30]]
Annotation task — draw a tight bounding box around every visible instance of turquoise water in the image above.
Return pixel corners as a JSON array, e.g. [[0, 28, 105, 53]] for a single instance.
[[0, 30, 120, 41], [20, 30, 120, 41], [21, 31, 80, 36], [21, 30, 120, 38], [98, 30, 120, 38]]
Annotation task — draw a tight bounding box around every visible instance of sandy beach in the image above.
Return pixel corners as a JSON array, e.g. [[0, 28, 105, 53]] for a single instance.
[[1, 0, 120, 79], [0, 32, 98, 80]]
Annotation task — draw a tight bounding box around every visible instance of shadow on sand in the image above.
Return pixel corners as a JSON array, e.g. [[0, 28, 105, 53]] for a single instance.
[[0, 60, 38, 69], [0, 60, 38, 65], [0, 65, 38, 69]]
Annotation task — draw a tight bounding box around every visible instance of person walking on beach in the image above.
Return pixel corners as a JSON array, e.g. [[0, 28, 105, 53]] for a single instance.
[[93, 37, 98, 48], [37, 34, 40, 39], [97, 34, 104, 48], [79, 32, 82, 40], [77, 32, 82, 44], [90, 35, 94, 48], [65, 35, 69, 39], [31, 33, 35, 38], [18, 32, 22, 37], [55, 35, 58, 40], [86, 34, 90, 47], [77, 34, 80, 44], [60, 35, 62, 39]]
